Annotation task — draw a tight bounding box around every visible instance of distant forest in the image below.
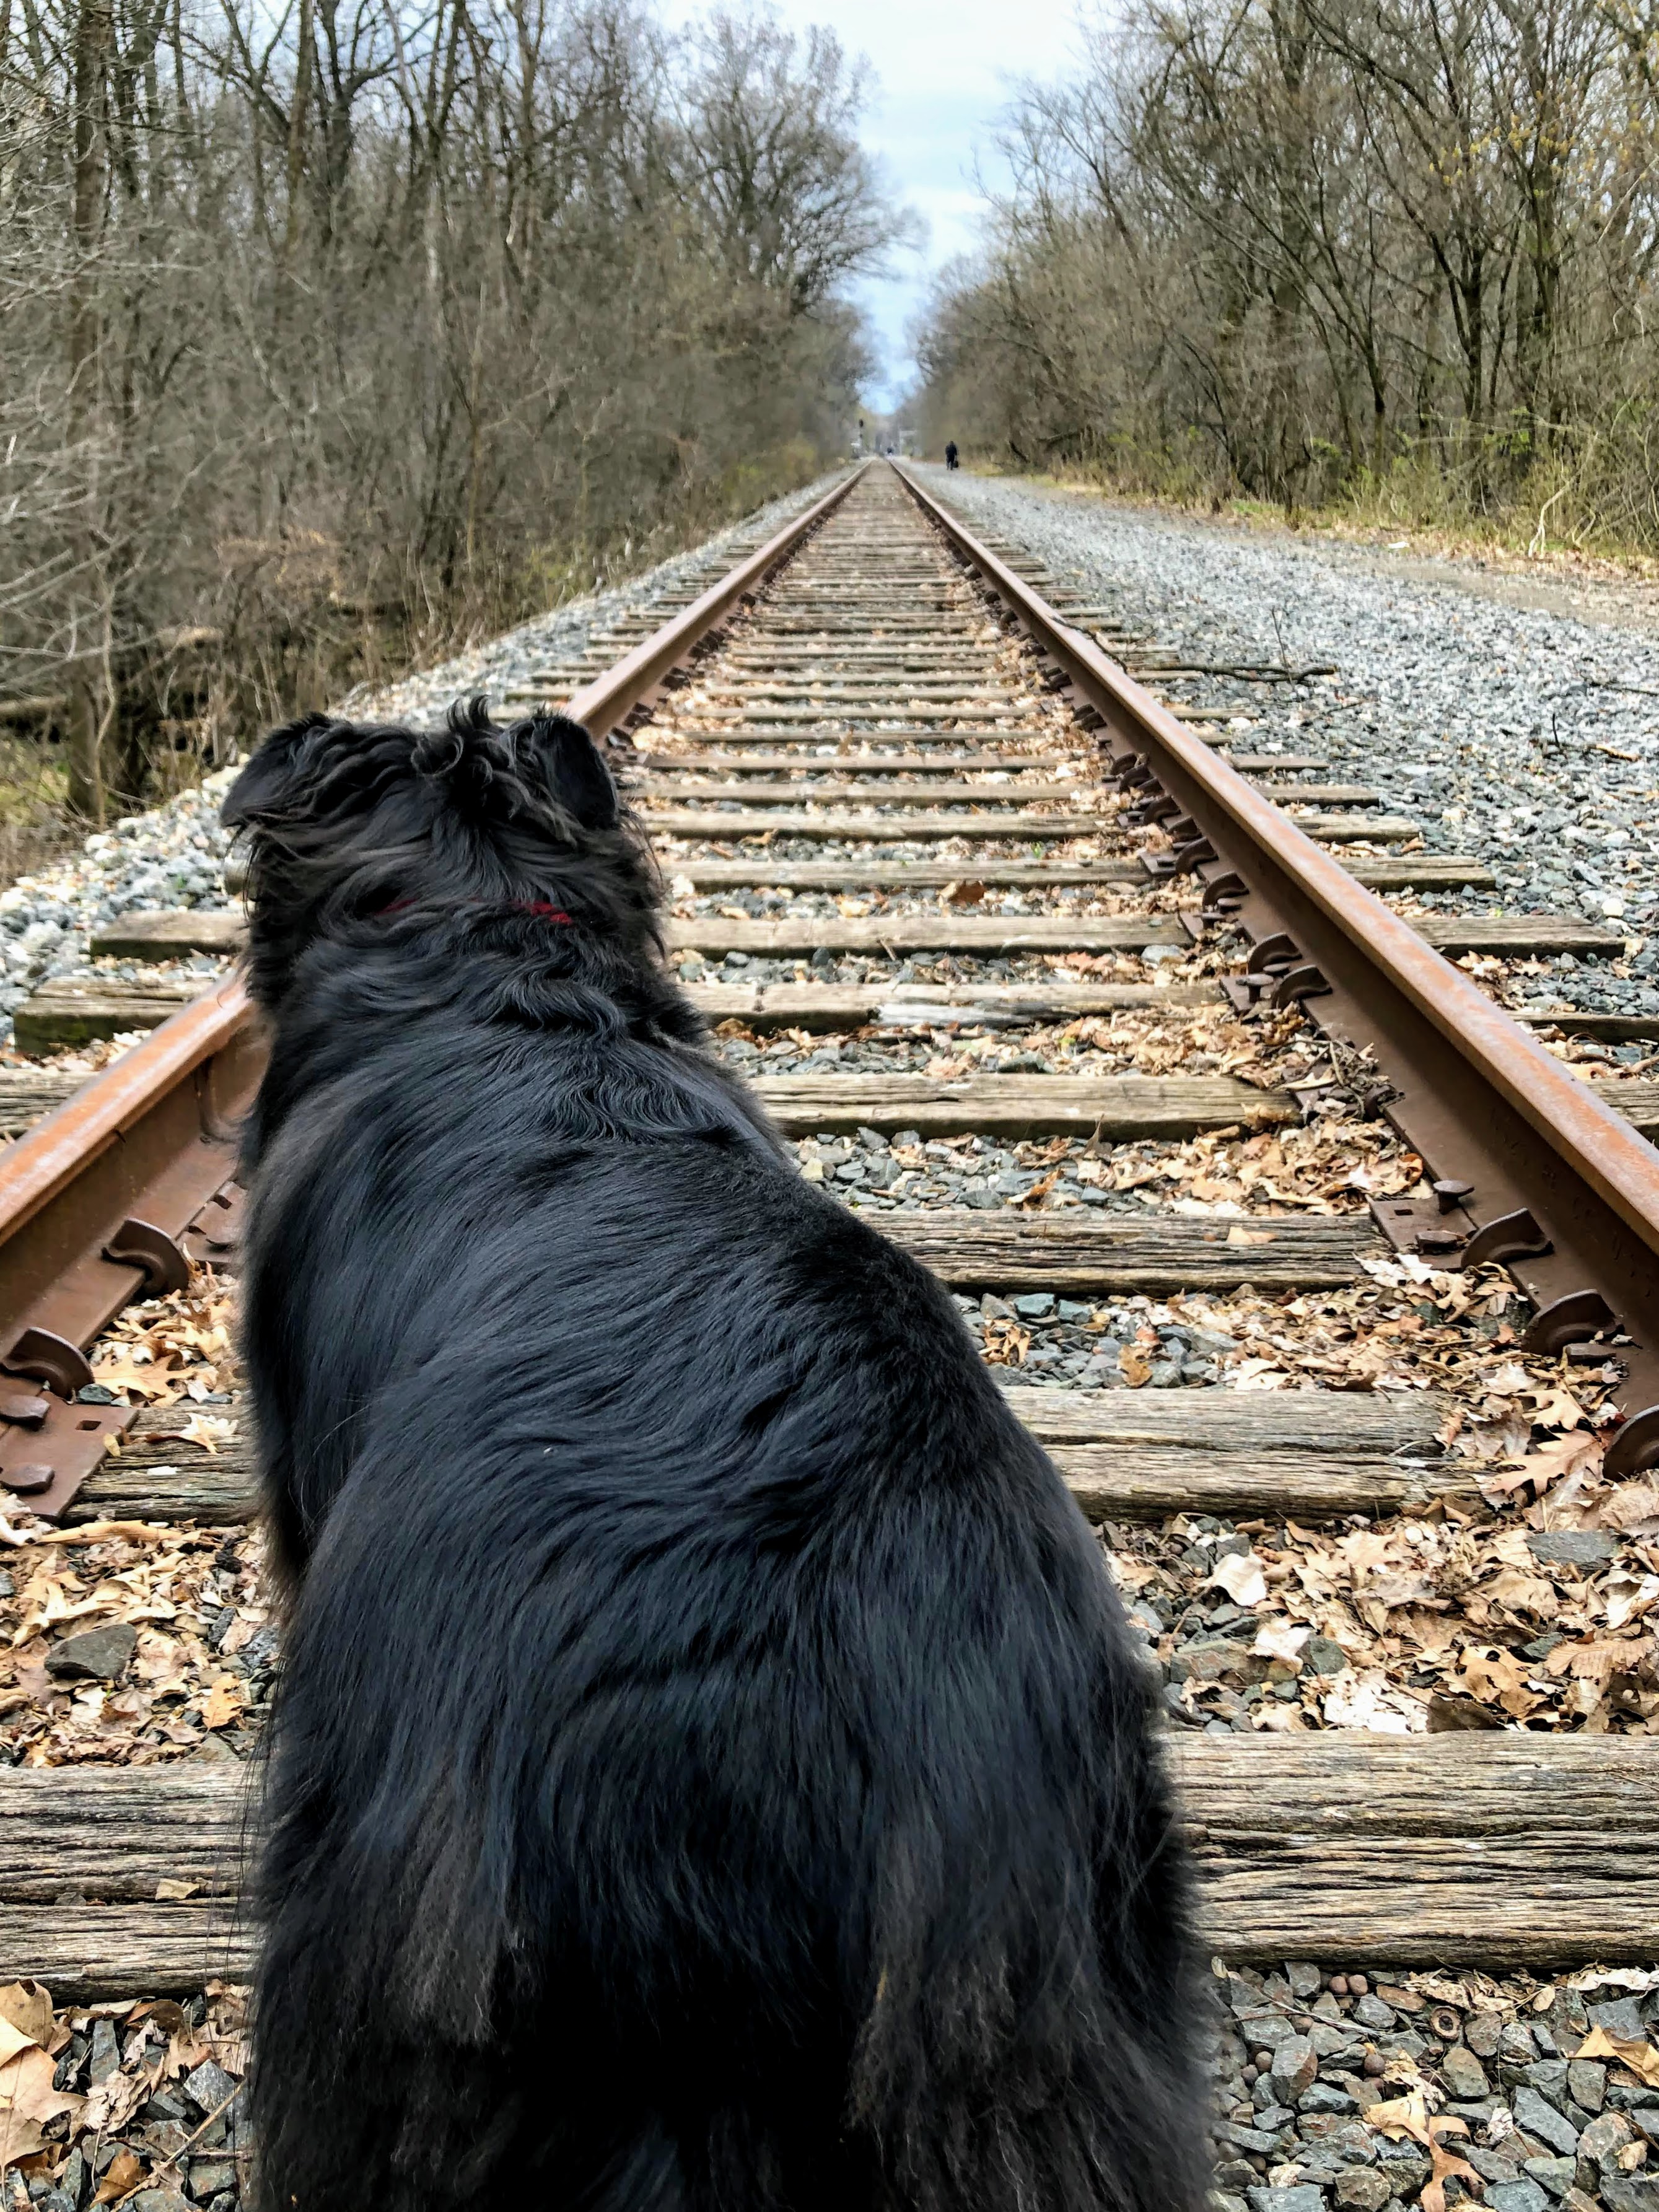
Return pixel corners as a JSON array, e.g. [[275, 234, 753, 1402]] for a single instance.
[[918, 0, 1659, 551], [1, 0, 908, 824]]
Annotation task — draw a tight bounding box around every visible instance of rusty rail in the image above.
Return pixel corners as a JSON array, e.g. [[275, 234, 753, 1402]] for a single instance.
[[0, 978, 260, 1513], [895, 460, 1659, 1472], [568, 463, 869, 741]]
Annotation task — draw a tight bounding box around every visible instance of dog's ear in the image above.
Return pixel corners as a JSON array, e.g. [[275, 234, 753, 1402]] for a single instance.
[[520, 715, 619, 833], [222, 714, 330, 829]]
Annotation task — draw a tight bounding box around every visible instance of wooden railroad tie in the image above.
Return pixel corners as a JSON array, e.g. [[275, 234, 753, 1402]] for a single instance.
[[4, 1728, 1653, 2000], [94, 1380, 1460, 1533]]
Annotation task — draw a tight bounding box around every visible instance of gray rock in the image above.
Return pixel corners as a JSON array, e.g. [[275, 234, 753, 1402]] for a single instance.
[[1298, 2086, 1357, 2115], [1565, 2059, 1606, 2114], [1440, 2046, 1490, 2100], [126, 2192, 192, 2212], [1471, 2151, 1523, 2186], [1351, 1995, 1394, 2032], [45, 1622, 138, 1681], [1375, 2141, 1431, 2187], [1513, 2086, 1583, 2158], [1219, 2123, 1289, 2156], [182, 2058, 237, 2117], [1466, 2012, 1505, 2059], [1526, 1531, 1621, 1566], [1303, 1637, 1349, 1677], [1576, 2112, 1634, 2168], [1486, 2186, 1550, 2212], [1602, 2182, 1659, 2212], [1271, 2037, 1319, 2103], [1590, 1998, 1647, 2041], [1525, 2059, 1571, 2106], [1333, 2174, 1390, 2212], [1246, 2190, 1328, 2212], [1217, 2162, 1263, 2195], [188, 2157, 238, 2197], [1521, 2157, 1577, 2198], [89, 2016, 120, 2083]]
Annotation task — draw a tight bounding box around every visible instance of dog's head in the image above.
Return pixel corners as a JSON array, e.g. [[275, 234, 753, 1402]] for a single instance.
[[222, 699, 661, 1007]]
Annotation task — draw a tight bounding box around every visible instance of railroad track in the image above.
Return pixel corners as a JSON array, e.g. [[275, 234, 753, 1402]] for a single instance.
[[1, 457, 1658, 2024]]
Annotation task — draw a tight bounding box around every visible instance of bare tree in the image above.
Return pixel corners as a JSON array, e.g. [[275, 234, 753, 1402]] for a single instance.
[[917, 0, 1659, 543], [0, 0, 906, 823]]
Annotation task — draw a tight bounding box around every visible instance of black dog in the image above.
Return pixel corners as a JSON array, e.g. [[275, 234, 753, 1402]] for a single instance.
[[223, 699, 1204, 2212]]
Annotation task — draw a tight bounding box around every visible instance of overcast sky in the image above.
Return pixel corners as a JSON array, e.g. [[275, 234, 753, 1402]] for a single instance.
[[672, 0, 1085, 409]]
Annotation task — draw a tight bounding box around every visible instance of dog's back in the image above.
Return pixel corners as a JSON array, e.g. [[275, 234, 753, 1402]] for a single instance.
[[225, 706, 1206, 2212]]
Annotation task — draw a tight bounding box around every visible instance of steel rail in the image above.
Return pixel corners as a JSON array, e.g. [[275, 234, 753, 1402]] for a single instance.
[[895, 460, 1659, 1471], [0, 465, 869, 1516], [567, 462, 869, 741]]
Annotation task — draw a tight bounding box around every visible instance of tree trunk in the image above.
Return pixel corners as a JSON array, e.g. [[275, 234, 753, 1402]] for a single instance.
[[66, 0, 109, 824]]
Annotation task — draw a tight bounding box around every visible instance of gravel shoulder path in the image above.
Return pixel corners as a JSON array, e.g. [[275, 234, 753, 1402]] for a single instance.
[[918, 465, 1659, 1016]]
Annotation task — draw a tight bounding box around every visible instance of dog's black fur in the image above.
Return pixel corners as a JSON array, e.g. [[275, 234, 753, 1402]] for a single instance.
[[224, 699, 1205, 2212]]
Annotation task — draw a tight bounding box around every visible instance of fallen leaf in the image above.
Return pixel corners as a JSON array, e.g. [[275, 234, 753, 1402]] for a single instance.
[[177, 1414, 235, 1456], [1118, 1346, 1152, 1388], [1600, 1483, 1659, 1537], [92, 2147, 144, 2204], [1225, 1225, 1276, 1246], [1368, 2090, 1430, 2143], [1577, 2026, 1659, 2086], [0, 1986, 51, 2050], [1253, 1620, 1311, 1664], [1604, 1573, 1659, 1632], [0, 2045, 80, 2168], [199, 1679, 243, 1731], [154, 1879, 200, 1901], [1323, 1671, 1428, 1734], [1457, 1645, 1542, 1720], [1208, 1552, 1268, 1607], [940, 879, 986, 907], [1424, 2119, 1481, 2212]]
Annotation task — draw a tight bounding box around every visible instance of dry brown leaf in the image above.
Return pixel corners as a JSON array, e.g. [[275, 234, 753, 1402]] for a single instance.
[[1577, 2026, 1659, 2086], [199, 1679, 243, 1731], [0, 1985, 51, 2051], [81, 2057, 149, 2137], [1456, 1646, 1541, 1720], [92, 2146, 144, 2204], [0, 2045, 80, 2169], [1118, 1345, 1152, 1388], [177, 1414, 235, 1456], [1600, 1483, 1659, 1537], [1423, 2118, 1481, 2212]]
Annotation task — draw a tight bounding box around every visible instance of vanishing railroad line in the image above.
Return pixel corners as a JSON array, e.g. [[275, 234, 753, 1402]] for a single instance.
[[0, 460, 1658, 2004]]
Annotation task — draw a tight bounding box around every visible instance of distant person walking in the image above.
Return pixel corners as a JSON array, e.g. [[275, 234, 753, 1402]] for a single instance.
[[945, 440, 959, 470]]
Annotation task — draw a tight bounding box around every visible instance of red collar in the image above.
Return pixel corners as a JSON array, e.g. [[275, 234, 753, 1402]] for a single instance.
[[376, 897, 574, 923]]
